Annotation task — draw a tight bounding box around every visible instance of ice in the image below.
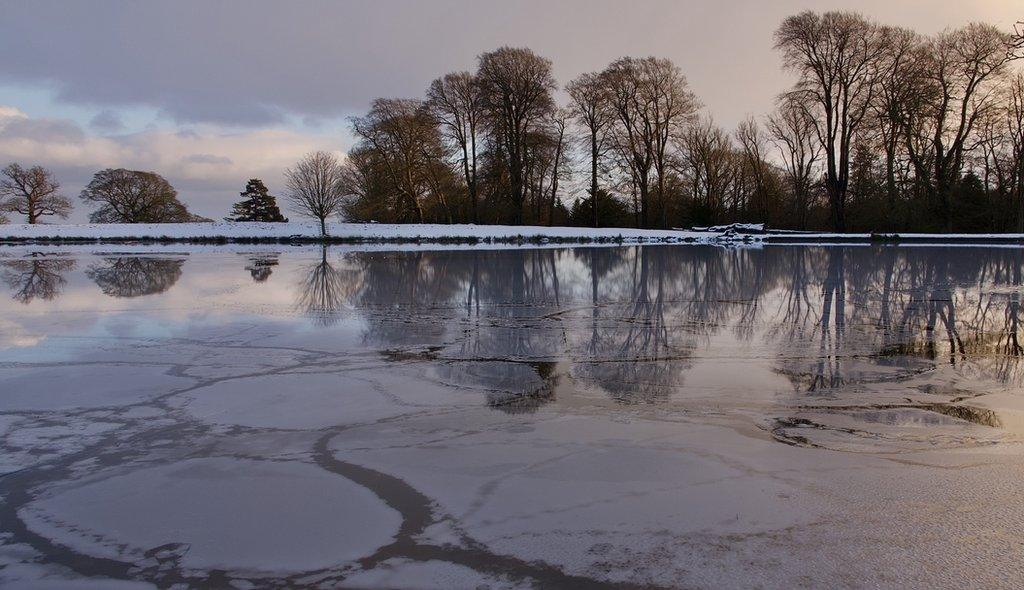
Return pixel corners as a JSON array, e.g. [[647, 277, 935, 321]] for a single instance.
[[0, 365, 193, 411], [20, 458, 401, 572], [1, 245, 1024, 588]]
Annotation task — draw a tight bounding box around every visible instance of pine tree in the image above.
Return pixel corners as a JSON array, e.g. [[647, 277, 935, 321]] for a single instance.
[[226, 178, 288, 222]]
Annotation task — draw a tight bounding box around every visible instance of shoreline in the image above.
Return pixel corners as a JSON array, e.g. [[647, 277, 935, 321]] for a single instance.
[[3, 222, 1024, 246]]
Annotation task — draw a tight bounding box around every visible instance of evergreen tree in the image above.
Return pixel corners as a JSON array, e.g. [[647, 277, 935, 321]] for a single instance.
[[226, 179, 288, 222]]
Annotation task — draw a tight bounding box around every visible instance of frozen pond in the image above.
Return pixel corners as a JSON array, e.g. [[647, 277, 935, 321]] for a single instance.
[[1, 244, 1023, 588]]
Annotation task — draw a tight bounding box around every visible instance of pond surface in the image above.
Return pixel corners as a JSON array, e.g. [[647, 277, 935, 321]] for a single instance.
[[1, 244, 1023, 588]]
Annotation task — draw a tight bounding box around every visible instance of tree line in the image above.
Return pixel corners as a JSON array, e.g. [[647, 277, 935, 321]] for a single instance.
[[1, 11, 1022, 233], [338, 11, 1024, 233]]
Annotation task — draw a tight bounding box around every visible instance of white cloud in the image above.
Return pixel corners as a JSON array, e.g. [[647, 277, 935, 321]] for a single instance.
[[0, 107, 345, 221]]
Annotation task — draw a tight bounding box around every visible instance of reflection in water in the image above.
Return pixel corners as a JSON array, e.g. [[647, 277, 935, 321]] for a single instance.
[[243, 254, 280, 282], [295, 248, 358, 327], [0, 255, 76, 304], [86, 257, 186, 298], [330, 246, 1024, 399], [7, 245, 1024, 399]]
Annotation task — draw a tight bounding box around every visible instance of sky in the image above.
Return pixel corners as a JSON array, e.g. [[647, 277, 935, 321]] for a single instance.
[[0, 0, 1020, 222]]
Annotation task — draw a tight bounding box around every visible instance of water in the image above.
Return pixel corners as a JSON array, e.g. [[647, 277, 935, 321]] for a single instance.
[[1, 244, 1023, 588]]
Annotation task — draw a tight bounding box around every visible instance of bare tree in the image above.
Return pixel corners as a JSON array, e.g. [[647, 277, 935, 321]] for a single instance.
[[902, 23, 1013, 230], [0, 164, 72, 224], [768, 97, 822, 230], [871, 26, 920, 209], [677, 116, 736, 220], [567, 71, 613, 227], [351, 98, 455, 223], [284, 151, 346, 236], [79, 169, 203, 223], [1012, 21, 1023, 59], [735, 117, 774, 222], [775, 11, 886, 231], [426, 72, 484, 223], [1007, 73, 1024, 231], [476, 47, 556, 224], [603, 56, 697, 228]]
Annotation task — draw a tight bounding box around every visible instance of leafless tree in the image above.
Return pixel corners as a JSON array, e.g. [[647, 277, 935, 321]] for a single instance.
[[284, 151, 346, 236], [775, 11, 887, 231], [603, 57, 697, 228], [79, 169, 203, 223], [0, 163, 72, 224], [476, 47, 557, 224], [567, 71, 614, 227], [768, 97, 821, 230], [902, 23, 1013, 230], [735, 117, 775, 222], [426, 72, 484, 223], [677, 116, 736, 219], [871, 26, 920, 208], [351, 98, 455, 223], [1005, 73, 1024, 230], [1011, 21, 1023, 59]]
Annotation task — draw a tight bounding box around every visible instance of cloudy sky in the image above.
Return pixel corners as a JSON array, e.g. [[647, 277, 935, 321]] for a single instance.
[[0, 0, 1020, 221]]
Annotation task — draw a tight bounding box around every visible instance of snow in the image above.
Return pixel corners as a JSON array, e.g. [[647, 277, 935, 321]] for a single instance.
[[0, 221, 727, 243], [4, 221, 1024, 245]]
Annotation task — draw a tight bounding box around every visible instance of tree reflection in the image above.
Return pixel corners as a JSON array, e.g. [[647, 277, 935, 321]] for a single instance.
[[86, 257, 185, 298], [291, 244, 1024, 407], [243, 254, 280, 282], [296, 247, 358, 327], [1, 254, 76, 304]]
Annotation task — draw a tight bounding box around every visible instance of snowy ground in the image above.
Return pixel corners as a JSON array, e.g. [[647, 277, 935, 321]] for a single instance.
[[4, 221, 1024, 246], [0, 221, 727, 244], [1, 245, 1023, 588]]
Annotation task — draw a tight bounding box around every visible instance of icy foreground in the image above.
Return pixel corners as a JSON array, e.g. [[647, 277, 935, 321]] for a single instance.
[[1, 245, 1023, 589]]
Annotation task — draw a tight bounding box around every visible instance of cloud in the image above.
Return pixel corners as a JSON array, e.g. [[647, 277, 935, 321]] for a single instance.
[[0, 1, 1019, 130], [183, 153, 233, 165], [0, 107, 344, 221], [89, 110, 125, 133]]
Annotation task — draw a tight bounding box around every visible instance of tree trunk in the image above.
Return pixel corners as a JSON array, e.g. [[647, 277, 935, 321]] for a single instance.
[[591, 130, 599, 228]]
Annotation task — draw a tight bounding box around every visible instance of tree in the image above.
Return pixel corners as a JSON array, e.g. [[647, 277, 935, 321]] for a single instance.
[[1004, 73, 1024, 231], [677, 116, 736, 224], [0, 164, 72, 224], [768, 96, 821, 230], [79, 169, 204, 223], [602, 57, 696, 228], [775, 11, 887, 231], [284, 151, 346, 236], [476, 47, 557, 224], [426, 72, 484, 223], [226, 178, 288, 222], [1012, 21, 1023, 59], [871, 26, 920, 210], [902, 23, 1013, 231], [350, 98, 456, 223], [567, 71, 614, 228]]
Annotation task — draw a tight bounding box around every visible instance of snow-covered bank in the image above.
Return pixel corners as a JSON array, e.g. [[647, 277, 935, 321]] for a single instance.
[[766, 232, 1024, 244], [0, 221, 733, 244], [4, 222, 1024, 246]]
